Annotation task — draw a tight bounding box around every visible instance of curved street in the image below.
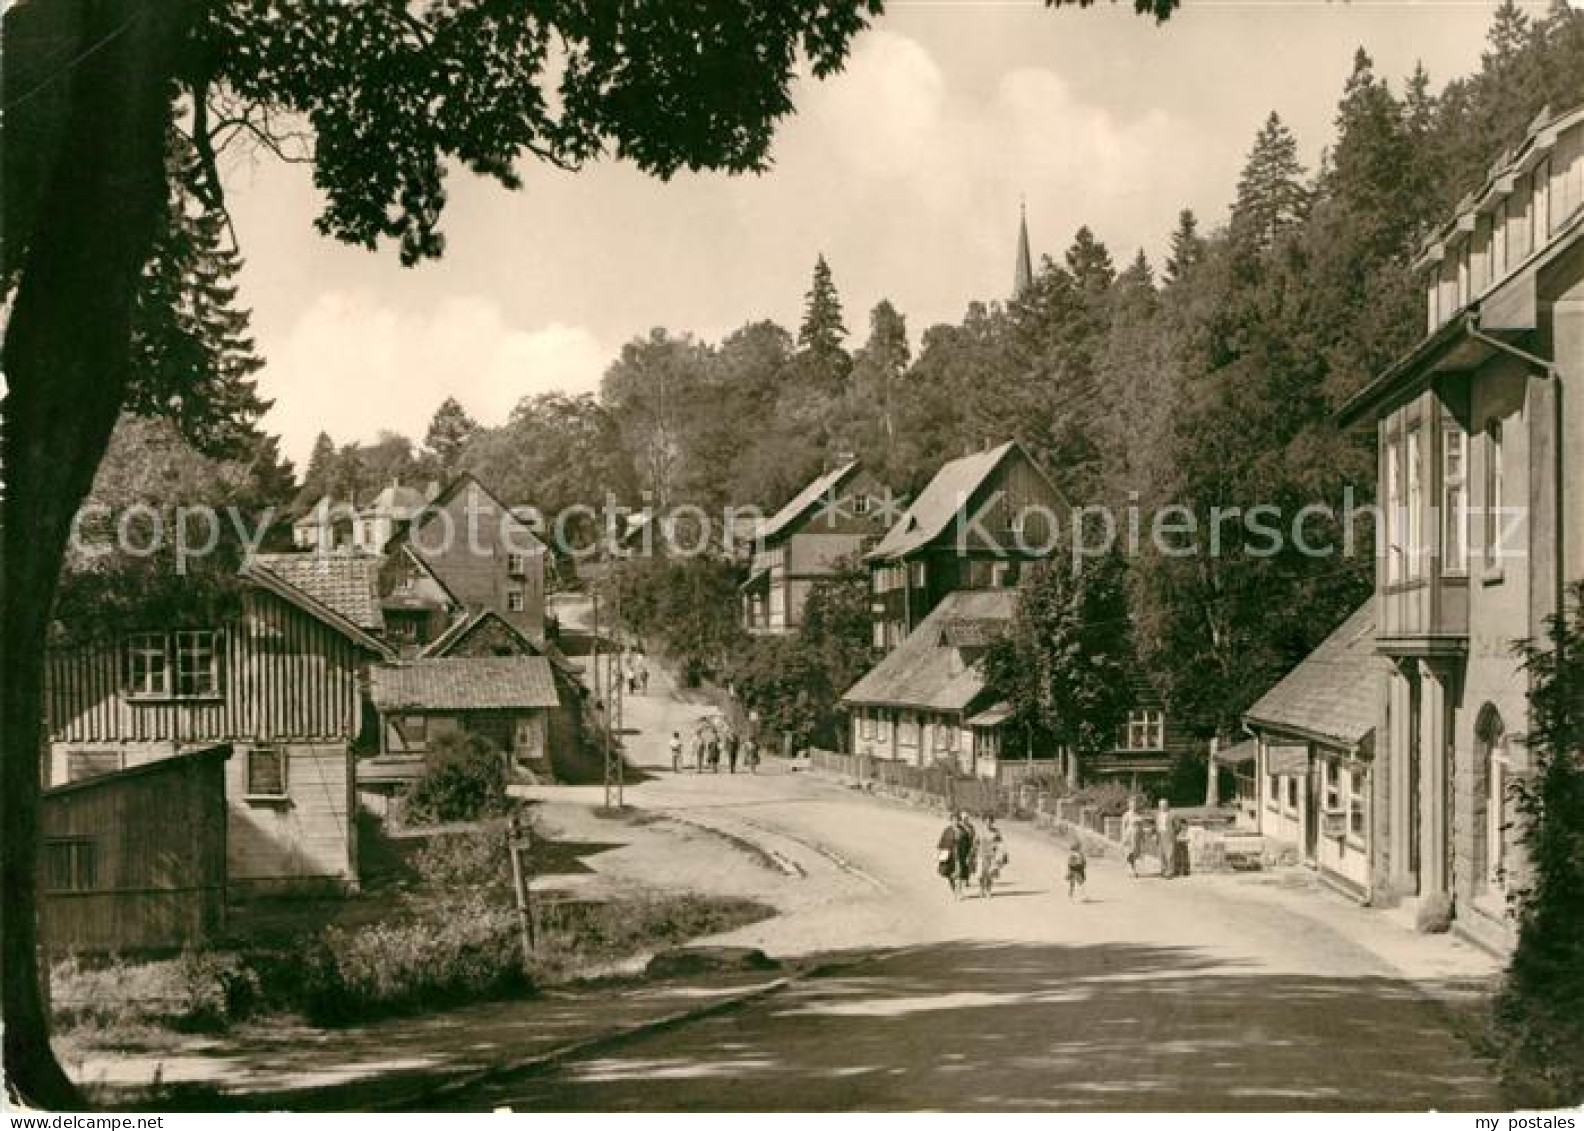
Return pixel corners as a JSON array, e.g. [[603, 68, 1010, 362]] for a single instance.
[[460, 652, 1502, 1112]]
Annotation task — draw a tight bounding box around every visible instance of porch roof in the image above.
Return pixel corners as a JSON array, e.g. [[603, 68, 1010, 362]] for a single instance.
[[371, 656, 560, 712]]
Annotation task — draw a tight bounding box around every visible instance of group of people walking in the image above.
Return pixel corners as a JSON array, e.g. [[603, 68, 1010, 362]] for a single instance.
[[935, 795, 1182, 902], [1120, 796, 1181, 879], [670, 725, 759, 775], [934, 810, 1009, 899]]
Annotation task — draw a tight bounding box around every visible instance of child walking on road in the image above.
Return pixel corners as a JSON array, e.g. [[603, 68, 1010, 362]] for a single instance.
[[1066, 840, 1088, 901]]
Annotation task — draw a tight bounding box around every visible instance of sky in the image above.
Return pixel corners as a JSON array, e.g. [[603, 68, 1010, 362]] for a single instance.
[[223, 0, 1522, 467]]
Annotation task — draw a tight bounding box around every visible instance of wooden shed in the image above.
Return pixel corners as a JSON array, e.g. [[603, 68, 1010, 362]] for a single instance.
[[41, 744, 231, 954]]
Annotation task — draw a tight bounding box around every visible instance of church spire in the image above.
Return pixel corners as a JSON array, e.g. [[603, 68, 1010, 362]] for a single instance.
[[1013, 198, 1033, 299]]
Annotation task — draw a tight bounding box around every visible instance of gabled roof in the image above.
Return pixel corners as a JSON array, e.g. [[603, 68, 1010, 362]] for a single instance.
[[241, 555, 393, 658], [249, 551, 385, 631], [756, 461, 861, 544], [389, 472, 547, 556], [867, 440, 1057, 562], [422, 608, 584, 684], [44, 743, 232, 798], [370, 656, 560, 712], [842, 589, 1017, 711], [359, 483, 428, 518], [1245, 602, 1379, 750]]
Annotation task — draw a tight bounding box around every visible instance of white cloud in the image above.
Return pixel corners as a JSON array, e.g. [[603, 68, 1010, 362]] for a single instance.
[[805, 30, 948, 179], [258, 291, 610, 464]]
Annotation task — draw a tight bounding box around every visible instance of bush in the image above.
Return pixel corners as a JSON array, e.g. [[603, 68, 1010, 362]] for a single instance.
[[51, 949, 260, 1038], [1491, 582, 1584, 1107], [403, 731, 508, 824], [410, 823, 514, 896], [1070, 780, 1136, 818], [301, 896, 527, 1025]]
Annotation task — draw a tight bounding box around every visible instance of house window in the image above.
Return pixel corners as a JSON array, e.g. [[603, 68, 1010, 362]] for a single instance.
[[246, 745, 288, 798], [990, 561, 1011, 588], [1267, 770, 1280, 805], [1323, 760, 1340, 813], [1484, 419, 1505, 572], [1347, 764, 1368, 844], [1535, 155, 1552, 238], [909, 561, 927, 589], [1406, 427, 1424, 579], [872, 621, 886, 650], [897, 714, 919, 748], [1442, 420, 1468, 575], [42, 838, 97, 893], [174, 630, 220, 697], [935, 723, 957, 752], [1493, 199, 1509, 274], [402, 714, 429, 752], [507, 553, 526, 576], [128, 631, 220, 699], [127, 632, 169, 697], [390, 619, 418, 642], [1117, 709, 1164, 752], [852, 495, 872, 516], [859, 712, 875, 740], [1385, 436, 1403, 583], [507, 588, 525, 612], [1285, 776, 1299, 813]]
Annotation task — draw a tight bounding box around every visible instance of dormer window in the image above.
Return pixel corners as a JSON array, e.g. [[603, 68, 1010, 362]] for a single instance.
[[1442, 421, 1468, 576], [852, 494, 872, 516]]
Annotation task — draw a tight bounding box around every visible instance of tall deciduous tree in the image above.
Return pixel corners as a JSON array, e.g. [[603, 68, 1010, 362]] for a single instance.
[[424, 396, 479, 478], [984, 551, 1134, 780], [1, 0, 891, 1102]]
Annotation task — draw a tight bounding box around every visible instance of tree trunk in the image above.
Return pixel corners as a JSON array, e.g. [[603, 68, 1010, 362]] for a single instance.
[[2, 0, 193, 1107]]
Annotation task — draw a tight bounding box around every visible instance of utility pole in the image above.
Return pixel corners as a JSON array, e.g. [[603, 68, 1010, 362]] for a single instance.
[[506, 813, 535, 961], [614, 579, 625, 808]]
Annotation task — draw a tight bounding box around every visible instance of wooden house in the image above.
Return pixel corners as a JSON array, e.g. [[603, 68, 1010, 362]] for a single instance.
[[844, 589, 1018, 777], [384, 473, 548, 642], [1336, 102, 1584, 947], [866, 440, 1063, 653], [369, 655, 562, 780], [41, 744, 231, 953], [45, 557, 393, 895], [1244, 603, 1382, 901], [741, 460, 891, 635]]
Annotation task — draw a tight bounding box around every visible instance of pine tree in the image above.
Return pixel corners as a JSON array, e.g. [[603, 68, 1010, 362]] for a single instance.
[[796, 254, 851, 393], [1231, 112, 1310, 255], [424, 396, 479, 476], [1163, 209, 1205, 286], [126, 132, 271, 459], [849, 299, 909, 458]]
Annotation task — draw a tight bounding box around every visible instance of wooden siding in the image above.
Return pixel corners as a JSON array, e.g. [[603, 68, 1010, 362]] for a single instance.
[[41, 749, 229, 953], [226, 742, 356, 886], [47, 590, 366, 745]]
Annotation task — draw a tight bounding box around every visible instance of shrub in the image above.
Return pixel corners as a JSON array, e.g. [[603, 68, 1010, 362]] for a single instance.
[[1071, 780, 1136, 818], [301, 896, 527, 1025], [403, 731, 508, 824], [51, 950, 260, 1038], [1491, 582, 1584, 1107], [410, 823, 515, 896]]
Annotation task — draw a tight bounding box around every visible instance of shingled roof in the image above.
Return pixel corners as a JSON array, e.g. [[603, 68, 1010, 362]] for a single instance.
[[756, 461, 861, 544], [370, 656, 560, 712], [842, 589, 1017, 712], [867, 443, 1017, 562], [1245, 602, 1379, 749], [250, 552, 385, 632]]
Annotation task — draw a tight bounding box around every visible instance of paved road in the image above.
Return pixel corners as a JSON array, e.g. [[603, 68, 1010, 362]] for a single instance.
[[472, 635, 1500, 1111]]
